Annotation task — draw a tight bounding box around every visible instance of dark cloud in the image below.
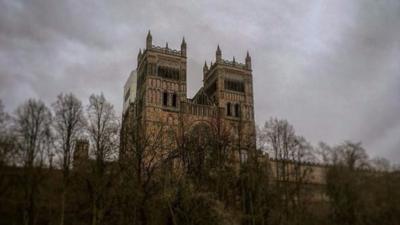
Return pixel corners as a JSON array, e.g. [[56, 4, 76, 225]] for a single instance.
[[0, 0, 399, 162]]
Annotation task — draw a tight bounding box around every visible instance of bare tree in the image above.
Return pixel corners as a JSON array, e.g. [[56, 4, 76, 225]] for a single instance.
[[118, 103, 177, 225], [0, 99, 15, 196], [86, 93, 119, 225], [0, 99, 13, 165], [370, 157, 391, 171], [323, 141, 369, 225], [0, 99, 9, 133], [52, 93, 85, 225], [259, 118, 314, 225], [164, 116, 241, 225], [14, 99, 53, 225]]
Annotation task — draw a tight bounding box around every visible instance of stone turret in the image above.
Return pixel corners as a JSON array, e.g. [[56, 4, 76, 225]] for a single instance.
[[146, 30, 152, 49], [216, 45, 222, 63], [73, 139, 89, 169], [245, 51, 252, 70], [181, 37, 187, 57]]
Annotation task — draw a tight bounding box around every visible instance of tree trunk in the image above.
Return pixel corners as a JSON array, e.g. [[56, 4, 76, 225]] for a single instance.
[[60, 187, 65, 225], [92, 197, 97, 225]]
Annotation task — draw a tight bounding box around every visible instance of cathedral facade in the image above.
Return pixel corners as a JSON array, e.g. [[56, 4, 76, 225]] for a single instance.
[[120, 31, 256, 160]]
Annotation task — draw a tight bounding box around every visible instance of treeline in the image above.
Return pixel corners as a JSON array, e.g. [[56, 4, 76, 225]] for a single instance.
[[0, 94, 399, 225]]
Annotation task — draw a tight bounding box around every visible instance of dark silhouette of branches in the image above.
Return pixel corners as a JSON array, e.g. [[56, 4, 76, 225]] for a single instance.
[[52, 93, 86, 225]]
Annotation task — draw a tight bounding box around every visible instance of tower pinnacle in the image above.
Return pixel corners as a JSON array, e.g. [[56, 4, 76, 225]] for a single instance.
[[137, 48, 142, 61], [245, 51, 252, 70], [203, 61, 208, 73], [216, 45, 222, 62], [181, 37, 187, 57], [146, 30, 152, 49]]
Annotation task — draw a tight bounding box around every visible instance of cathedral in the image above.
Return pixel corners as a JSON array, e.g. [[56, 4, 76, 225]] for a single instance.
[[120, 31, 256, 160]]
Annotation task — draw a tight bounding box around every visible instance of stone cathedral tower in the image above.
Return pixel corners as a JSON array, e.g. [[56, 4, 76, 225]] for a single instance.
[[121, 31, 256, 161], [134, 31, 187, 126]]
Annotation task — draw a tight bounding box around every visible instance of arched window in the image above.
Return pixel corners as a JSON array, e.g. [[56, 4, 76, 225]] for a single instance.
[[172, 93, 177, 107], [227, 102, 232, 116], [234, 104, 240, 117], [162, 92, 168, 106]]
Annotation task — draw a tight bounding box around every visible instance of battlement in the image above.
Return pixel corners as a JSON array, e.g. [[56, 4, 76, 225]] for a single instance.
[[204, 46, 252, 75], [149, 45, 182, 56], [139, 30, 187, 61], [209, 59, 248, 71]]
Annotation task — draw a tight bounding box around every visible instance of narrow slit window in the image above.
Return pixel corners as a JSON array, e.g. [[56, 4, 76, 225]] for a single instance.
[[172, 93, 177, 107], [227, 102, 232, 116], [234, 104, 240, 117], [163, 92, 168, 106]]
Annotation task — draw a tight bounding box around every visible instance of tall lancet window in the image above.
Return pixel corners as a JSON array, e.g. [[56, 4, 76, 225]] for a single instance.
[[163, 92, 168, 106], [234, 104, 240, 117], [172, 93, 177, 107], [227, 102, 232, 116]]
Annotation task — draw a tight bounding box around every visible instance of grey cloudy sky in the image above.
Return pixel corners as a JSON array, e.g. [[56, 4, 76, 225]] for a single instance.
[[0, 0, 399, 162]]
